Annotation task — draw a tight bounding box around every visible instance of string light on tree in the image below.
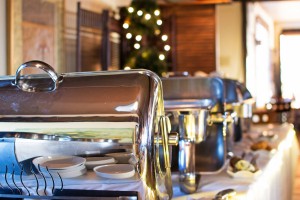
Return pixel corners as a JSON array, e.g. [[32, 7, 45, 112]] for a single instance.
[[159, 54, 165, 60], [134, 43, 141, 49], [128, 7, 134, 13], [137, 10, 143, 16], [126, 33, 132, 39], [156, 19, 162, 26], [135, 35, 142, 41], [122, 0, 171, 76], [123, 22, 129, 29], [145, 13, 151, 20], [164, 45, 171, 51], [161, 35, 168, 41]]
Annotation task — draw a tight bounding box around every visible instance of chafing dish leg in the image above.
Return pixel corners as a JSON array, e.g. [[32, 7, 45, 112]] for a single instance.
[[178, 139, 200, 193], [179, 173, 201, 194]]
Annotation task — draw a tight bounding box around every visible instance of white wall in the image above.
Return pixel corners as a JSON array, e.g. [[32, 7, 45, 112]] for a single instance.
[[216, 2, 244, 83], [246, 2, 274, 97], [0, 0, 7, 75]]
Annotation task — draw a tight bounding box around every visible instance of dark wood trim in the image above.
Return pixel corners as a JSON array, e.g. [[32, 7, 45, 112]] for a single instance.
[[171, 14, 177, 71], [281, 29, 300, 35], [101, 10, 110, 70], [119, 7, 127, 69], [76, 2, 81, 72]]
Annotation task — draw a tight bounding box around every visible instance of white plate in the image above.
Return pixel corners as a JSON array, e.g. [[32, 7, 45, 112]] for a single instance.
[[85, 157, 117, 169], [94, 164, 135, 179], [227, 166, 261, 179], [105, 152, 132, 164], [39, 163, 86, 174], [46, 167, 87, 179], [33, 156, 86, 170]]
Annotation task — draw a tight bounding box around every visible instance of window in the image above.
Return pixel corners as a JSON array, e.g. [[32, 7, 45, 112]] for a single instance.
[[280, 31, 300, 108], [246, 18, 274, 109]]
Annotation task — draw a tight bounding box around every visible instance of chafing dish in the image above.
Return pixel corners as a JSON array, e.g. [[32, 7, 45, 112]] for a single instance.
[[161, 76, 227, 194], [0, 60, 178, 200], [221, 78, 253, 143]]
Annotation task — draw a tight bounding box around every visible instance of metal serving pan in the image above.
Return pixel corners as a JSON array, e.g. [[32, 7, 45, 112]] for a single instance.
[[0, 60, 177, 200]]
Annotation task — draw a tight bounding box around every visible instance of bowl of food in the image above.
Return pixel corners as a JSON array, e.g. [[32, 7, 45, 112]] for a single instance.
[[227, 156, 261, 179], [250, 140, 276, 158]]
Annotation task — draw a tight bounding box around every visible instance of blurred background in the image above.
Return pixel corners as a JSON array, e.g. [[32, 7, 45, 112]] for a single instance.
[[1, 0, 300, 125]]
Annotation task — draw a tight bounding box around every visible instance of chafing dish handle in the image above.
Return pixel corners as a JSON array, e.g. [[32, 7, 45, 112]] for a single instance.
[[13, 60, 63, 92]]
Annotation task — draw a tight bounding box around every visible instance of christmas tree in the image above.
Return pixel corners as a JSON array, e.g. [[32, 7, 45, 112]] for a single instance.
[[122, 0, 170, 76]]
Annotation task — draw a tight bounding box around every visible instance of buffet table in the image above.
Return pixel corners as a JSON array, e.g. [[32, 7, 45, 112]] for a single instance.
[[172, 123, 299, 200]]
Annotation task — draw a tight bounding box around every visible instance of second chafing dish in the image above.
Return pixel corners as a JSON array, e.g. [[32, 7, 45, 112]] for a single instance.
[[221, 78, 254, 143], [161, 76, 228, 194], [0, 60, 178, 200]]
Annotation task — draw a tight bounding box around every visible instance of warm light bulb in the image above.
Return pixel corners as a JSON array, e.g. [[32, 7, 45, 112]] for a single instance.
[[134, 43, 141, 49], [123, 23, 129, 29], [126, 33, 132, 39], [164, 45, 171, 51], [155, 29, 161, 35], [135, 35, 142, 41], [154, 9, 160, 16], [266, 103, 272, 110], [124, 66, 131, 70], [162, 35, 168, 41], [145, 14, 151, 20], [137, 10, 143, 16], [157, 19, 162, 25], [159, 54, 165, 60], [128, 7, 134, 13]]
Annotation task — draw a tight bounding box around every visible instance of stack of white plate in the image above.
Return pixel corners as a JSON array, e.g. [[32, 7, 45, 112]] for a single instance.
[[32, 155, 87, 178]]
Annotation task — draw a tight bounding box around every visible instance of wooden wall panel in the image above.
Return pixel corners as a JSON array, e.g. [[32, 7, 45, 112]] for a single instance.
[[162, 5, 216, 75]]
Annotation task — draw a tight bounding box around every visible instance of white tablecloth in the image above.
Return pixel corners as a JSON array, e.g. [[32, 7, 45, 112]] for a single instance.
[[172, 123, 299, 200], [4, 123, 298, 200]]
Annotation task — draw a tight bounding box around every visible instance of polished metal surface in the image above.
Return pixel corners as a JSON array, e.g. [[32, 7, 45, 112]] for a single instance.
[[162, 76, 224, 113], [164, 99, 213, 111], [179, 173, 201, 194], [177, 113, 205, 193], [0, 60, 178, 200], [222, 78, 254, 143], [178, 111, 208, 143], [161, 76, 227, 194], [13, 60, 63, 92]]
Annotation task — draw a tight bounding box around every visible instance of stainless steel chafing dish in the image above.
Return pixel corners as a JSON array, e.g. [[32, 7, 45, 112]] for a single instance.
[[221, 78, 253, 143], [0, 60, 178, 200], [161, 76, 227, 194]]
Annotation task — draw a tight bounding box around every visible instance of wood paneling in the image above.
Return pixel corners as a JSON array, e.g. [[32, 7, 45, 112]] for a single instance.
[[162, 5, 216, 75]]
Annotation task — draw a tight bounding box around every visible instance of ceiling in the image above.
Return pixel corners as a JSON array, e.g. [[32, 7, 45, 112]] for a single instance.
[[259, 1, 300, 22], [110, 0, 300, 23]]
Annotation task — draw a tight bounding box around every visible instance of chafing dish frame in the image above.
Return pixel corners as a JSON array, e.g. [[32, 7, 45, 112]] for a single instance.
[[0, 60, 178, 200]]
